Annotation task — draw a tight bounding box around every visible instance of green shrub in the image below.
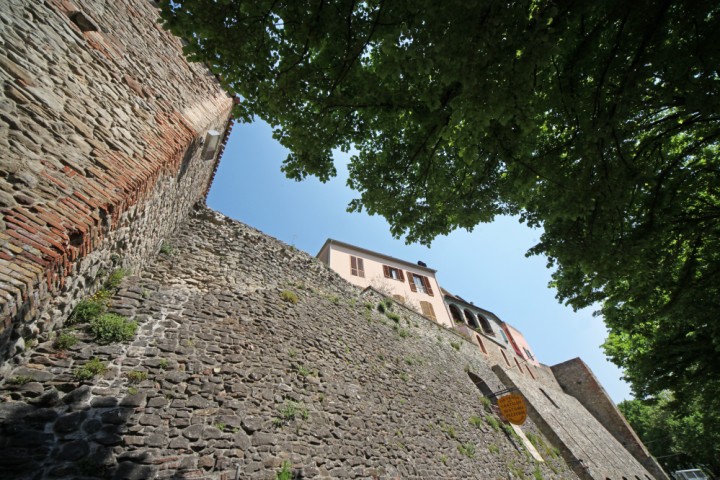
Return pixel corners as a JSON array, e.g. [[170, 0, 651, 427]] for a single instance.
[[377, 302, 386, 313], [450, 341, 461, 351], [90, 313, 137, 344], [159, 242, 174, 255], [54, 331, 78, 350], [488, 443, 500, 454], [69, 299, 105, 324], [75, 358, 107, 381], [386, 312, 401, 322], [397, 328, 409, 338], [126, 370, 148, 384], [457, 442, 476, 458], [280, 290, 298, 304]]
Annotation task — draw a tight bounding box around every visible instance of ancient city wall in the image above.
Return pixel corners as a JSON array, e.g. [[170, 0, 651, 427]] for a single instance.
[[0, 206, 578, 479], [0, 0, 233, 366], [552, 359, 669, 480]]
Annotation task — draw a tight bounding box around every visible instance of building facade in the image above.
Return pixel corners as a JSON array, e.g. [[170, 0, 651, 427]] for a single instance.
[[316, 239, 453, 327]]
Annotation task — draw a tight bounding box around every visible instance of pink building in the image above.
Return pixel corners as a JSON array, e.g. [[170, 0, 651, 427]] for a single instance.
[[316, 239, 453, 327], [501, 323, 540, 367]]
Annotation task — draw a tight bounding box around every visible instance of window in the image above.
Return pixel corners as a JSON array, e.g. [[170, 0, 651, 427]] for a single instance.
[[464, 310, 479, 329], [477, 314, 494, 335], [500, 348, 511, 367], [523, 347, 535, 361], [420, 301, 436, 320], [407, 272, 433, 296], [448, 304, 463, 323], [350, 256, 365, 277], [525, 364, 536, 379], [476, 335, 488, 354], [383, 265, 404, 281], [514, 357, 524, 374]]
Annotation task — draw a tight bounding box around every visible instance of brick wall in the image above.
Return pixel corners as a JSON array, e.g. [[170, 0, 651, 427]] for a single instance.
[[0, 0, 233, 365]]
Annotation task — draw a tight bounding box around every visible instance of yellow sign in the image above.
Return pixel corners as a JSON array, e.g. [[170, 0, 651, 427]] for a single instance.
[[497, 393, 527, 425]]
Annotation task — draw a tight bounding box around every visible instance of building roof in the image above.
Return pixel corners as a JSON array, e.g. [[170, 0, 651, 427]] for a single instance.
[[316, 239, 437, 274], [441, 288, 503, 323]]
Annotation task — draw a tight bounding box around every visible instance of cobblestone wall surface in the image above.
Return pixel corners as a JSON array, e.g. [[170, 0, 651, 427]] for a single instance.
[[0, 206, 578, 479], [0, 0, 233, 363]]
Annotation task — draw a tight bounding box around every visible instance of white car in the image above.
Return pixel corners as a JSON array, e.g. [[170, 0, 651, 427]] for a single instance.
[[673, 469, 710, 480]]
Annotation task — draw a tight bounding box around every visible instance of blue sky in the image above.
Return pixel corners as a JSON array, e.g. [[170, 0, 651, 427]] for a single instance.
[[207, 119, 632, 403]]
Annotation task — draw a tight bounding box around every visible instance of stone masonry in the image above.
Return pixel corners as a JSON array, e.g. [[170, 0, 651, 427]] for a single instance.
[[0, 206, 657, 479], [0, 0, 233, 365], [0, 206, 577, 479]]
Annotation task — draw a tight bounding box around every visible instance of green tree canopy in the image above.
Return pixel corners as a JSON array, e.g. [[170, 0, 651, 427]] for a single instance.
[[160, 0, 720, 422], [619, 392, 720, 474]]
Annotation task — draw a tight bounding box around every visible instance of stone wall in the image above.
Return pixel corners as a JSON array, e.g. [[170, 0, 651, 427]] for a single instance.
[[495, 365, 655, 480], [0, 206, 578, 479], [0, 0, 233, 365], [551, 359, 669, 480]]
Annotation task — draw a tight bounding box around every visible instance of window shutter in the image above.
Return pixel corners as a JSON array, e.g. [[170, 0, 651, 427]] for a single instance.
[[357, 258, 365, 277], [350, 256, 357, 273], [424, 276, 434, 296], [420, 301, 436, 320], [383, 265, 390, 278], [407, 272, 417, 292], [398, 269, 405, 282]]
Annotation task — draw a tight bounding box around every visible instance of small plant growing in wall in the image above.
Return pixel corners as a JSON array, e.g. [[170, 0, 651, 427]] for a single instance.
[[488, 443, 500, 454], [90, 313, 138, 344], [450, 341, 461, 351], [69, 299, 105, 324], [457, 442, 476, 458], [468, 415, 483, 429], [75, 358, 107, 381], [276, 461, 293, 480], [295, 365, 314, 377], [280, 290, 298, 304], [126, 370, 148, 384], [485, 415, 500, 431], [159, 242, 174, 255], [439, 423, 456, 439], [479, 395, 492, 413], [104, 268, 128, 290], [273, 400, 309, 427], [7, 375, 33, 385], [54, 331, 78, 350]]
